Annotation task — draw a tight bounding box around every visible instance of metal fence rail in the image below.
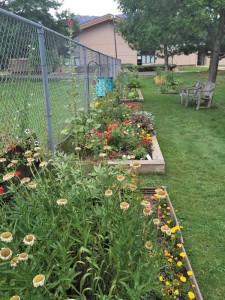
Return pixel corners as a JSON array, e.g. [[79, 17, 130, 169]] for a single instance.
[[0, 8, 121, 153]]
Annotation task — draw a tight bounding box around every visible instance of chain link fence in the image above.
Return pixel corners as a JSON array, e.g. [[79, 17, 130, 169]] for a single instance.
[[0, 8, 121, 153]]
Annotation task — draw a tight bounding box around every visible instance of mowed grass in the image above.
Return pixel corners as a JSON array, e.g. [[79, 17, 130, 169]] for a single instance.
[[141, 70, 225, 300]]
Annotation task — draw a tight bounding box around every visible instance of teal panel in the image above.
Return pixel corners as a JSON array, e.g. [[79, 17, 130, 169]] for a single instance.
[[105, 77, 113, 91], [96, 77, 105, 97]]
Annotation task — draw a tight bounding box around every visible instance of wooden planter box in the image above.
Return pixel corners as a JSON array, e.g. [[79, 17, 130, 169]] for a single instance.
[[141, 187, 203, 300], [107, 135, 165, 174], [119, 89, 144, 102]]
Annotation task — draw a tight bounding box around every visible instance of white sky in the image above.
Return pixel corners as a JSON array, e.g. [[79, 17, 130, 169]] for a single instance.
[[60, 0, 122, 16]]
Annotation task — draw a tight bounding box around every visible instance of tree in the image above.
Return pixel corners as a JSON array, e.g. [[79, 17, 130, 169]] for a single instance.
[[116, 0, 225, 83], [0, 0, 80, 35], [175, 0, 225, 83], [116, 0, 185, 69]]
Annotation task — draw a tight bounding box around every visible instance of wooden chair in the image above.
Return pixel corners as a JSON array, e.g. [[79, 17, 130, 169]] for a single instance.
[[195, 82, 216, 110], [179, 81, 201, 105]]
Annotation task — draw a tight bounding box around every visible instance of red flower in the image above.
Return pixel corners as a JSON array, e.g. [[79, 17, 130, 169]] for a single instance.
[[92, 80, 96, 85], [9, 145, 15, 150], [96, 132, 103, 137], [0, 186, 5, 194], [107, 136, 113, 141], [123, 120, 132, 124], [66, 20, 74, 26], [112, 151, 118, 156], [14, 171, 21, 176]]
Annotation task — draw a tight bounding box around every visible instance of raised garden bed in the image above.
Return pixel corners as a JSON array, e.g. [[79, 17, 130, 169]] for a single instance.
[[119, 89, 144, 102], [108, 135, 165, 174], [142, 186, 203, 300]]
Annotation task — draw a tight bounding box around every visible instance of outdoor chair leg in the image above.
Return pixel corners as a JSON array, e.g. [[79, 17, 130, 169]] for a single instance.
[[185, 96, 190, 107]]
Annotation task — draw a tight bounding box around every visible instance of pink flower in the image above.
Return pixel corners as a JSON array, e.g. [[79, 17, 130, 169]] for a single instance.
[[66, 20, 74, 26]]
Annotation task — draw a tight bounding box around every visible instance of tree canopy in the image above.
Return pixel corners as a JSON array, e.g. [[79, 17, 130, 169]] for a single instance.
[[0, 0, 80, 35], [116, 0, 225, 82]]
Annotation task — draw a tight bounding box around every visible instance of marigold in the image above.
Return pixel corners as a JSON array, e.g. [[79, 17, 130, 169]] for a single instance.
[[180, 252, 186, 258], [180, 275, 187, 282], [187, 270, 193, 277], [188, 291, 195, 299]]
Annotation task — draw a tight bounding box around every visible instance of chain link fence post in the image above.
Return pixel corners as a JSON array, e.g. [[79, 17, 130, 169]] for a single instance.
[[37, 25, 54, 152], [82, 46, 89, 109]]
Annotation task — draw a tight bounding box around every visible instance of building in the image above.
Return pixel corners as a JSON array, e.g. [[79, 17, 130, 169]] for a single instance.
[[78, 14, 218, 66]]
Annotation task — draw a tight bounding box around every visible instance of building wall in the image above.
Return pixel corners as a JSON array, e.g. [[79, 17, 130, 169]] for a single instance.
[[155, 53, 198, 66], [78, 21, 137, 64]]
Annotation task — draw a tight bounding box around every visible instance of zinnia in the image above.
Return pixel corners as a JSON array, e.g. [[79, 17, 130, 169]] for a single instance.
[[33, 274, 45, 287], [0, 247, 12, 260], [0, 231, 13, 243]]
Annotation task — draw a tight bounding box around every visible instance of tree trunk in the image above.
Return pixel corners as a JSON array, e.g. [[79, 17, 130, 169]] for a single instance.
[[164, 45, 169, 70], [208, 41, 220, 83]]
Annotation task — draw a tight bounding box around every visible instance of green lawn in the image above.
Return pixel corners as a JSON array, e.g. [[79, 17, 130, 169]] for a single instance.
[[141, 70, 225, 300]]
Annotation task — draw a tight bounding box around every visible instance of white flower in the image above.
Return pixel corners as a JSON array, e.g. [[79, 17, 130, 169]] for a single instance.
[[23, 234, 36, 246], [24, 129, 30, 134], [10, 295, 21, 300], [18, 252, 29, 261], [33, 274, 45, 287], [0, 232, 13, 243], [0, 247, 12, 260], [56, 198, 68, 206]]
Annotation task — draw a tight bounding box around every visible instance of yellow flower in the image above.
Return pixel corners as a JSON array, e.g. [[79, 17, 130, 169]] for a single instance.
[[0, 232, 13, 243], [174, 289, 179, 295], [165, 281, 170, 286], [23, 234, 36, 246], [168, 258, 173, 263], [177, 243, 182, 248], [56, 198, 68, 206], [0, 247, 12, 260], [177, 261, 182, 267], [105, 189, 113, 197], [180, 252, 186, 258], [180, 276, 187, 283], [187, 271, 193, 277], [33, 274, 45, 287], [120, 202, 129, 210], [159, 276, 164, 282], [95, 101, 101, 107], [188, 291, 195, 299]]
